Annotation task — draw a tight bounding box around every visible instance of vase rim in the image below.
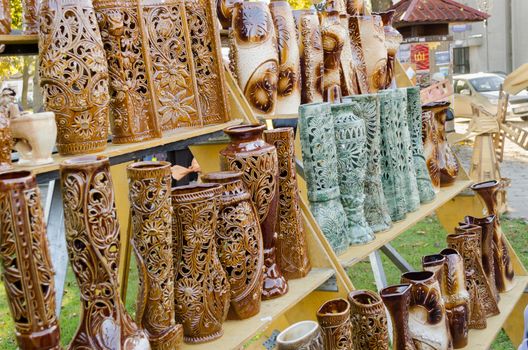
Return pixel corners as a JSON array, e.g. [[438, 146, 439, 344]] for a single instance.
[[224, 124, 266, 136], [276, 321, 320, 345], [380, 283, 411, 298], [61, 155, 108, 168], [127, 161, 171, 172], [422, 254, 446, 266], [316, 298, 350, 317], [455, 223, 481, 235], [201, 171, 242, 182], [347, 290, 382, 307], [423, 101, 451, 108], [440, 248, 460, 257], [464, 214, 495, 225], [264, 127, 293, 135], [470, 180, 499, 190], [401, 270, 434, 282], [172, 183, 221, 196], [0, 170, 34, 185], [343, 93, 377, 100]]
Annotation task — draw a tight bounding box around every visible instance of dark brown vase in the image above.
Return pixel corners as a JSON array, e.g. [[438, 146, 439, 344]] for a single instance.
[[380, 284, 416, 350], [127, 161, 183, 349], [316, 298, 352, 350], [471, 180, 515, 292], [348, 290, 389, 350], [422, 254, 447, 295], [0, 111, 12, 171], [201, 171, 264, 320], [60, 156, 149, 349], [264, 128, 311, 280], [171, 184, 230, 343], [220, 124, 288, 299], [0, 171, 61, 350]]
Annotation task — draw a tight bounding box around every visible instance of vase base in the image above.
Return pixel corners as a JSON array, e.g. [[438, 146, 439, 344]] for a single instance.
[[348, 225, 375, 245], [184, 329, 224, 344], [146, 324, 183, 350], [369, 220, 392, 233]]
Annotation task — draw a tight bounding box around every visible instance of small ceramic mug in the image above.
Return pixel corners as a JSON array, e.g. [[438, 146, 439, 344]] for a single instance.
[[276, 321, 324, 350]]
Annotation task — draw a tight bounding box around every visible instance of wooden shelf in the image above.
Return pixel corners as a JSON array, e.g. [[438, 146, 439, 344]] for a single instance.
[[182, 268, 335, 350], [0, 34, 38, 44], [338, 178, 472, 267], [464, 276, 528, 349]]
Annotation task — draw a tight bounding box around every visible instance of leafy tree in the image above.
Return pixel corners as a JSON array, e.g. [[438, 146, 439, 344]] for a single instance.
[[288, 0, 313, 9], [10, 0, 22, 30]]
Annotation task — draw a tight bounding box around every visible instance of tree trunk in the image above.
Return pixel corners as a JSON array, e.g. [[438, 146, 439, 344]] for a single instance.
[[21, 56, 29, 110]]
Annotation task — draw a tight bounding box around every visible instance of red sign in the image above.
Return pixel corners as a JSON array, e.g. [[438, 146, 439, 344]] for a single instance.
[[411, 44, 430, 70]]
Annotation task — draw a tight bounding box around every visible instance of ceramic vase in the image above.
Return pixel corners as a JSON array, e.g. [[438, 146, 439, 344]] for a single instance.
[[201, 171, 264, 319], [471, 180, 515, 292], [299, 102, 349, 253], [347, 15, 370, 94], [380, 284, 416, 350], [346, 0, 363, 15], [342, 94, 391, 232], [216, 0, 238, 29], [406, 86, 436, 203], [0, 171, 61, 350], [94, 0, 160, 144], [22, 0, 38, 34], [422, 254, 447, 294], [0, 0, 10, 34], [332, 102, 374, 244], [60, 156, 149, 349], [320, 9, 346, 102], [348, 290, 389, 350], [270, 0, 302, 115], [336, 12, 356, 97], [277, 321, 324, 350], [400, 271, 451, 350], [440, 248, 470, 349], [0, 110, 12, 171], [421, 109, 440, 190], [316, 298, 352, 350], [378, 10, 401, 89], [264, 128, 311, 279], [298, 11, 324, 104], [220, 124, 288, 299], [229, 2, 278, 117], [10, 112, 57, 166], [127, 161, 183, 349], [171, 184, 230, 343]]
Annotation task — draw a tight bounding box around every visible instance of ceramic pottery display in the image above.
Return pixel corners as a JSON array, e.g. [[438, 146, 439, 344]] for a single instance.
[[347, 15, 370, 94], [332, 102, 374, 244], [298, 102, 349, 253], [339, 13, 357, 97], [0, 110, 12, 171], [298, 11, 324, 103], [400, 271, 450, 350], [39, 0, 110, 155], [378, 10, 401, 88], [60, 156, 149, 349], [269, 0, 302, 115], [216, 0, 237, 29], [185, 0, 230, 125], [0, 171, 61, 349], [201, 171, 264, 319], [406, 86, 436, 203], [22, 0, 38, 34], [421, 109, 440, 190], [277, 321, 324, 350], [94, 0, 160, 144], [380, 284, 416, 350], [320, 9, 346, 102], [220, 124, 288, 299], [348, 290, 389, 350], [440, 248, 470, 349], [471, 180, 515, 292], [316, 298, 352, 350], [0, 0, 10, 34], [264, 128, 311, 279], [127, 161, 183, 349], [171, 184, 230, 343], [346, 0, 364, 15], [342, 94, 391, 232], [139, 0, 202, 130], [229, 2, 278, 117], [422, 102, 459, 186], [10, 112, 57, 166]]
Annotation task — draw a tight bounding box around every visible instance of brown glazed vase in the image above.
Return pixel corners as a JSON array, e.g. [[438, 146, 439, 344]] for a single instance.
[[380, 284, 416, 350], [264, 128, 311, 280], [220, 124, 288, 299], [201, 171, 264, 320], [377, 10, 401, 89], [0, 171, 61, 350], [440, 248, 470, 349], [348, 290, 389, 350], [39, 0, 110, 155], [216, 0, 238, 29], [60, 156, 149, 349], [277, 321, 324, 350], [0, 110, 12, 171], [171, 184, 230, 343], [22, 0, 38, 34], [400, 271, 451, 350], [422, 254, 447, 295], [471, 180, 515, 292], [421, 109, 440, 190], [298, 10, 324, 104], [320, 9, 346, 102], [127, 161, 183, 349], [0, 0, 10, 34], [316, 298, 352, 350], [347, 14, 370, 94]]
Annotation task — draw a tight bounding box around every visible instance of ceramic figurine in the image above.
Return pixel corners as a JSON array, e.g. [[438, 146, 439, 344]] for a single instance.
[[355, 15, 387, 93], [380, 284, 416, 350], [320, 8, 346, 102], [347, 15, 369, 94], [348, 290, 389, 350], [22, 0, 38, 34], [0, 109, 12, 171], [216, 0, 238, 29], [298, 11, 324, 103], [277, 321, 324, 350], [378, 10, 401, 88], [0, 0, 10, 34], [316, 298, 352, 350]]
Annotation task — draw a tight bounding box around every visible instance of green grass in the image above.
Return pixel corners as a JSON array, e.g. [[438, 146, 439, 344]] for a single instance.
[[0, 216, 526, 348]]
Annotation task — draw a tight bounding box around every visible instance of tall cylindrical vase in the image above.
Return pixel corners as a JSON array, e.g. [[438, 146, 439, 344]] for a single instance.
[[332, 102, 374, 244], [380, 284, 416, 350], [421, 109, 440, 190], [0, 111, 12, 171], [347, 15, 370, 94], [220, 124, 288, 299], [127, 161, 182, 349], [298, 11, 324, 104], [299, 102, 349, 253], [264, 128, 311, 279], [348, 290, 389, 350], [316, 298, 352, 350], [171, 184, 230, 343], [60, 156, 149, 349], [320, 9, 346, 101], [39, 0, 110, 155], [0, 171, 61, 350], [201, 171, 264, 319]]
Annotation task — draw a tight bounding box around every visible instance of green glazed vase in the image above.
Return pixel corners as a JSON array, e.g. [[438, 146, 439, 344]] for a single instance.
[[343, 94, 392, 233], [299, 102, 349, 253], [406, 86, 436, 203], [332, 102, 374, 244]]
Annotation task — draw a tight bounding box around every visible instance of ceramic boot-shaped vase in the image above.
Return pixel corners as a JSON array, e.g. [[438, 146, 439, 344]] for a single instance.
[[0, 110, 12, 171], [380, 284, 416, 350], [348, 290, 389, 350], [220, 124, 288, 299], [316, 298, 352, 350], [320, 9, 346, 101], [298, 11, 324, 104], [201, 171, 264, 319], [299, 102, 349, 253], [342, 94, 391, 233], [422, 254, 447, 294], [60, 156, 149, 349], [332, 102, 374, 244], [277, 321, 324, 350], [0, 171, 61, 350], [127, 161, 183, 349], [171, 184, 230, 343]]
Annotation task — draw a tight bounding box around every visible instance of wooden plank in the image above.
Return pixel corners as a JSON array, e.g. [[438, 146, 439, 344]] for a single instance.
[[0, 34, 38, 44]]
